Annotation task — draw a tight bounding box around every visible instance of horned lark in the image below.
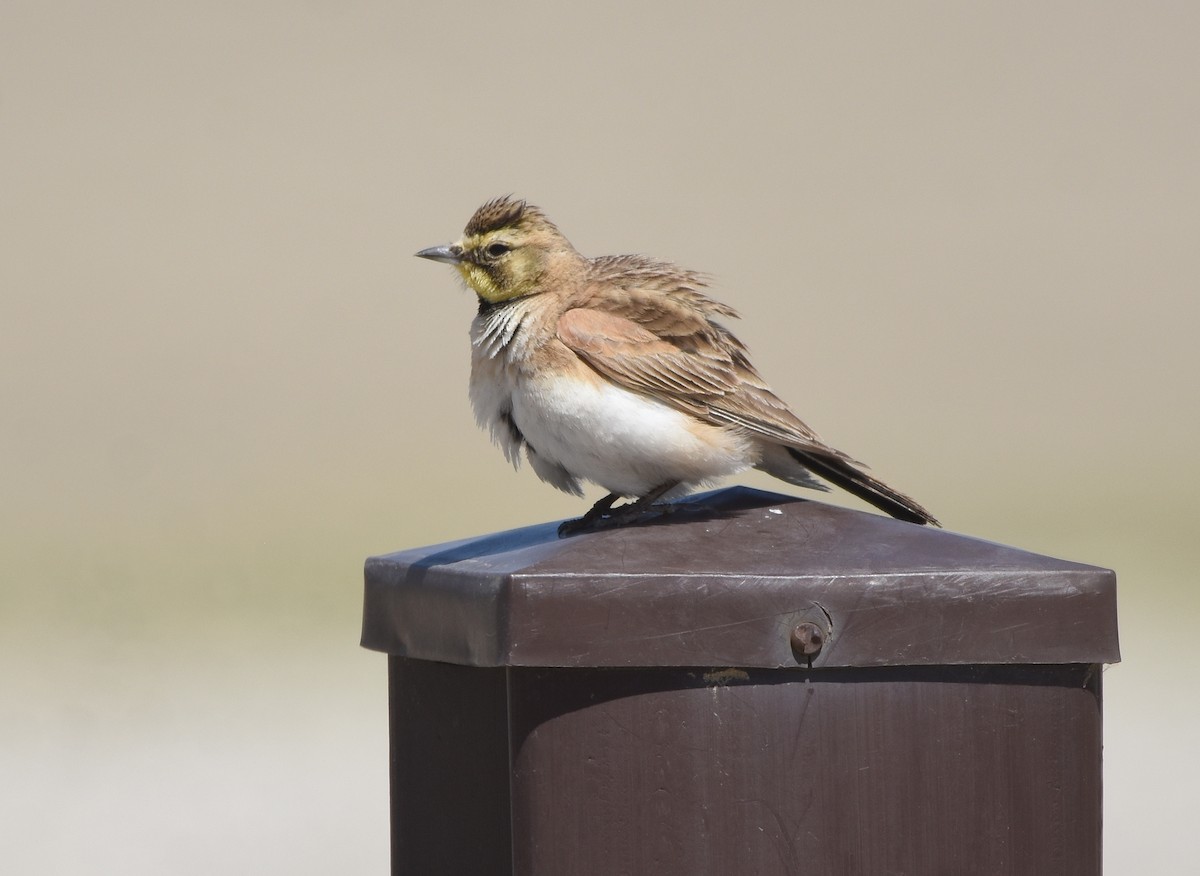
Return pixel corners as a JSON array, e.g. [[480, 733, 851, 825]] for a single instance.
[[417, 196, 938, 534]]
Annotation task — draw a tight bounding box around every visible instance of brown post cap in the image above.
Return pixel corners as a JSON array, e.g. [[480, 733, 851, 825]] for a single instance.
[[361, 487, 1119, 669]]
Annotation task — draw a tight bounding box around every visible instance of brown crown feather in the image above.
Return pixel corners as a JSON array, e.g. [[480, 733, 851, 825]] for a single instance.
[[463, 195, 561, 237]]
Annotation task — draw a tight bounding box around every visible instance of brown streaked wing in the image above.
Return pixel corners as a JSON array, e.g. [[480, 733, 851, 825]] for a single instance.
[[556, 307, 854, 462], [556, 308, 734, 401]]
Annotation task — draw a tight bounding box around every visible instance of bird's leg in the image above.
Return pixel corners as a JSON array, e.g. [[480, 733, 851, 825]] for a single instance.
[[557, 492, 620, 537], [579, 491, 621, 524], [622, 481, 679, 514], [557, 482, 681, 537]]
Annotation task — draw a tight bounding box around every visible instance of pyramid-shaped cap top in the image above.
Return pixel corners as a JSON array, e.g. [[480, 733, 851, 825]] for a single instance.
[[361, 488, 1119, 668]]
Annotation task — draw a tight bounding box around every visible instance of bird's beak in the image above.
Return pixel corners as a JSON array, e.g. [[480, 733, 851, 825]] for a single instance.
[[415, 244, 463, 265]]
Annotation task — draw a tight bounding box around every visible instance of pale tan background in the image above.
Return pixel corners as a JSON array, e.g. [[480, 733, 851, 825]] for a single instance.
[[2, 1, 1196, 872]]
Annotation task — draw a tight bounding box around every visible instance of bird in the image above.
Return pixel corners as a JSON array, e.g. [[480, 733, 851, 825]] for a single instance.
[[415, 195, 938, 535]]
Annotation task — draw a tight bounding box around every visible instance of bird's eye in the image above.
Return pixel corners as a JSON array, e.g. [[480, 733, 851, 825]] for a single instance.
[[485, 242, 511, 259]]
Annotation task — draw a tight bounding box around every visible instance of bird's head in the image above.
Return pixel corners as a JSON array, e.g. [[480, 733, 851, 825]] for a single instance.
[[415, 195, 578, 304]]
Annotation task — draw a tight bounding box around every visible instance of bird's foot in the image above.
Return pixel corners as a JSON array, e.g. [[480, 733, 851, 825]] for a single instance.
[[556, 483, 681, 538], [556, 502, 675, 537], [557, 492, 618, 537]]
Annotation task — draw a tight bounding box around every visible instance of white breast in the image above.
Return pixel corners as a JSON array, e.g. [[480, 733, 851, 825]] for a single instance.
[[510, 373, 754, 497]]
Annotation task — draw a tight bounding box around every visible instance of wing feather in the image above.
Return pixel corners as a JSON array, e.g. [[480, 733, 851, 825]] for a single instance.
[[556, 305, 854, 462]]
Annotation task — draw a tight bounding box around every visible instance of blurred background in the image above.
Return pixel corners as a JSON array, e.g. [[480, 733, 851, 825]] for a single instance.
[[2, 1, 1196, 871]]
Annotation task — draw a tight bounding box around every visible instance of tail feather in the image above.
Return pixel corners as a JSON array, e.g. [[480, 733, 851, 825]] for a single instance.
[[785, 447, 939, 526]]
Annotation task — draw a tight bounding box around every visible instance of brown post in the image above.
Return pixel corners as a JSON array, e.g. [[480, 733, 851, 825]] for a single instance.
[[362, 487, 1119, 876]]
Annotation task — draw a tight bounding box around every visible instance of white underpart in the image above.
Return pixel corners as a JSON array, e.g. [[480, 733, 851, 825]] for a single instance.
[[468, 299, 755, 498], [510, 374, 753, 497]]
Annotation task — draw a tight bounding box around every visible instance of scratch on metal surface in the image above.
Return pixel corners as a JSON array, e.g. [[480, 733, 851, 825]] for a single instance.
[[813, 600, 834, 635], [619, 612, 782, 643]]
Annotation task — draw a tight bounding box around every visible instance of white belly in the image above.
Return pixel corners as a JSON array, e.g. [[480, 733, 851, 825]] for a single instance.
[[510, 374, 753, 497]]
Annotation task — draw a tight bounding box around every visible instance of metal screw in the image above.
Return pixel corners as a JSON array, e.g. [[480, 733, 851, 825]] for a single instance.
[[790, 622, 825, 665]]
